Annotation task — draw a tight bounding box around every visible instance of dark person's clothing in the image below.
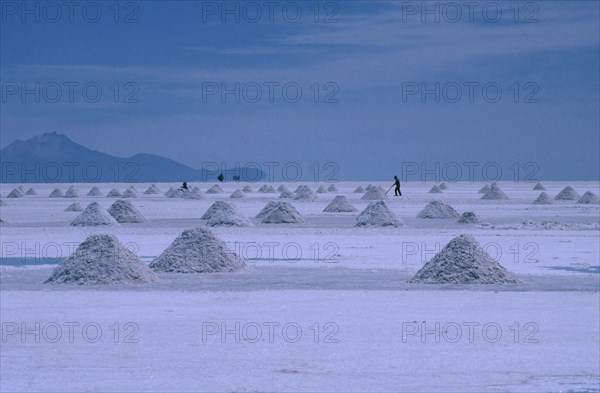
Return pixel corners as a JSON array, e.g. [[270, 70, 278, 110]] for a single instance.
[[394, 179, 401, 196]]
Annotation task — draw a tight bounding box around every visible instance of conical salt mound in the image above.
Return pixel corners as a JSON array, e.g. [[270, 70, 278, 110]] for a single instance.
[[229, 189, 245, 199], [294, 185, 317, 201], [533, 182, 545, 191], [70, 202, 118, 226], [0, 199, 6, 206], [354, 186, 365, 193], [242, 185, 253, 193], [164, 187, 175, 197], [65, 202, 84, 212], [45, 235, 157, 285], [554, 186, 580, 201], [478, 185, 490, 194], [355, 201, 402, 227], [361, 187, 386, 200], [417, 200, 460, 219], [429, 185, 443, 194], [122, 187, 138, 198], [439, 183, 448, 190], [533, 192, 553, 205], [577, 191, 599, 204], [144, 184, 161, 195], [7, 188, 25, 198], [279, 190, 294, 199], [168, 188, 202, 199], [327, 184, 338, 192], [149, 227, 246, 273], [201, 201, 238, 220], [258, 184, 276, 193], [202, 202, 254, 227], [316, 185, 328, 193], [408, 235, 520, 284], [323, 195, 357, 213], [206, 185, 224, 194], [481, 183, 509, 200], [64, 186, 79, 198], [49, 188, 64, 198], [277, 185, 286, 192], [365, 184, 373, 191], [108, 200, 145, 223], [87, 186, 103, 196], [260, 201, 304, 224], [106, 189, 122, 198], [25, 188, 37, 196], [17, 186, 25, 192], [192, 186, 201, 195], [457, 211, 479, 224], [265, 185, 276, 193]]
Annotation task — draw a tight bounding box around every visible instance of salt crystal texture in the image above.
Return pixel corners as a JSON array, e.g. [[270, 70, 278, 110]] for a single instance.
[[355, 201, 402, 227]]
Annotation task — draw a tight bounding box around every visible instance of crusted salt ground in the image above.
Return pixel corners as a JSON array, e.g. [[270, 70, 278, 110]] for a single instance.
[[554, 186, 580, 201], [64, 202, 84, 212], [144, 184, 161, 194], [106, 189, 122, 198], [108, 199, 145, 223], [87, 186, 103, 196], [481, 183, 509, 200], [429, 185, 443, 194], [457, 211, 480, 224], [355, 201, 402, 227], [533, 192, 553, 205], [229, 189, 245, 198], [64, 185, 80, 198], [577, 191, 599, 204], [70, 202, 118, 226], [323, 195, 357, 213], [533, 182, 545, 190], [294, 185, 317, 201], [49, 188, 64, 198], [417, 200, 460, 219], [354, 186, 365, 193], [361, 187, 386, 200]]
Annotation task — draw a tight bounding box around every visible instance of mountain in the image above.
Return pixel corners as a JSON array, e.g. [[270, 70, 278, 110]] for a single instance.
[[0, 132, 265, 183]]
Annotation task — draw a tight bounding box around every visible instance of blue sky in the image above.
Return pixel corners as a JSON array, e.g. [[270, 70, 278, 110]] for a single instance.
[[1, 1, 599, 180]]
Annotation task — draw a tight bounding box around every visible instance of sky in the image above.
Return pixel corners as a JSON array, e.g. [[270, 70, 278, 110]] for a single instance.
[[1, 0, 599, 181]]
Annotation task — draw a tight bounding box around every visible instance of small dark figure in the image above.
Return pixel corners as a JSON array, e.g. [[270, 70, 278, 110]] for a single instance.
[[218, 173, 225, 182], [181, 182, 188, 190], [393, 175, 402, 196], [233, 175, 240, 182]]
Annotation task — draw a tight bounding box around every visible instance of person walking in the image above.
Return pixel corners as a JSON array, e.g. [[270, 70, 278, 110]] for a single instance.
[[393, 175, 402, 196]]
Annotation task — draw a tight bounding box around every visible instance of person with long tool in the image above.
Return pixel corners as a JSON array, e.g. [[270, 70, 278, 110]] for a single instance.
[[385, 175, 402, 196]]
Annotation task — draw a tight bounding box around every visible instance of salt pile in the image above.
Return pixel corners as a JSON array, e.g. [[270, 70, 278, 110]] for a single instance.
[[144, 184, 161, 194], [122, 187, 138, 198], [294, 185, 317, 201], [481, 183, 509, 200], [164, 187, 176, 197], [201, 201, 238, 220], [279, 190, 294, 199], [70, 202, 118, 226], [206, 185, 224, 194], [327, 184, 338, 192], [355, 201, 402, 227], [439, 183, 449, 190], [64, 185, 79, 198], [417, 200, 460, 219], [25, 188, 37, 196], [408, 235, 520, 284], [533, 192, 553, 205], [323, 195, 357, 213], [7, 188, 25, 198], [277, 185, 286, 192], [577, 191, 599, 204], [354, 186, 365, 193], [65, 202, 84, 212], [106, 189, 122, 198], [554, 186, 580, 201], [365, 184, 373, 191], [457, 211, 479, 224], [533, 182, 545, 190], [478, 185, 490, 194], [149, 227, 246, 273], [108, 200, 145, 223], [168, 188, 202, 199], [257, 201, 304, 223], [203, 202, 254, 228], [429, 185, 443, 194], [45, 234, 157, 285], [0, 199, 6, 206], [192, 186, 201, 195], [361, 187, 386, 200], [258, 184, 276, 193], [242, 186, 253, 193], [316, 185, 328, 193], [229, 189, 245, 199], [49, 188, 64, 198], [87, 186, 103, 196]]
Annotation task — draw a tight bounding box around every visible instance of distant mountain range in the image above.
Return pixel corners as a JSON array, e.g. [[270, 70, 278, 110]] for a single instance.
[[0, 132, 265, 183]]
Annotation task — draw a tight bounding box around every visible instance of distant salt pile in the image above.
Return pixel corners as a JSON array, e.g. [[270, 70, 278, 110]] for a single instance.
[[365, 184, 373, 191], [457, 211, 480, 224], [164, 187, 176, 197], [25, 188, 37, 196], [408, 235, 519, 284], [17, 186, 25, 192], [70, 202, 118, 227], [149, 227, 246, 273], [7, 188, 25, 198], [417, 200, 460, 219], [355, 201, 402, 227], [106, 189, 122, 198], [361, 187, 386, 200], [316, 185, 328, 194], [45, 234, 157, 285], [229, 189, 245, 199], [260, 201, 304, 224], [323, 195, 357, 213], [577, 191, 599, 204], [354, 186, 365, 193], [478, 185, 490, 194], [481, 183, 509, 200], [206, 185, 224, 194], [192, 186, 201, 194], [108, 200, 145, 223], [202, 201, 253, 227], [242, 185, 253, 193], [279, 190, 294, 199], [201, 201, 238, 220], [144, 184, 161, 195], [0, 199, 6, 206], [533, 192, 553, 205], [168, 188, 202, 199], [258, 184, 276, 193], [327, 184, 338, 192], [429, 185, 443, 194], [122, 187, 138, 198], [294, 185, 317, 201], [258, 185, 269, 192], [554, 186, 580, 201], [439, 183, 448, 190], [65, 202, 84, 212], [87, 186, 103, 196], [49, 188, 64, 198], [533, 182, 545, 191], [277, 185, 286, 192], [64, 185, 79, 198]]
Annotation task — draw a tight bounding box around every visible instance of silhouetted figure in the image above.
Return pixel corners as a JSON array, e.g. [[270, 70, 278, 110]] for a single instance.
[[393, 175, 402, 196], [218, 173, 225, 182], [181, 182, 188, 190]]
